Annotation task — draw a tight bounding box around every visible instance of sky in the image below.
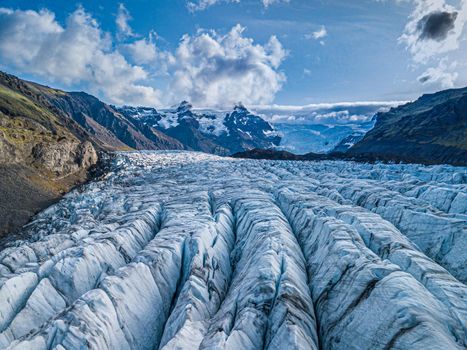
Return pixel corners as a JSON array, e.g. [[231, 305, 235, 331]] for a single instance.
[[0, 0, 466, 109]]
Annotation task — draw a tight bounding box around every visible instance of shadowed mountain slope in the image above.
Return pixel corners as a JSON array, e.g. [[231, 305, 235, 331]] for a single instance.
[[348, 87, 467, 166]]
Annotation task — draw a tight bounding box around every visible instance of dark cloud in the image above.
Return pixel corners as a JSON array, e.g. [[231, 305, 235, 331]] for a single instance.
[[417, 11, 458, 41], [418, 75, 431, 84]]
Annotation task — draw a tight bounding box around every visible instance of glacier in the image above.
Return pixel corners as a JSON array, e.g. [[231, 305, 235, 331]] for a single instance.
[[0, 151, 466, 349]]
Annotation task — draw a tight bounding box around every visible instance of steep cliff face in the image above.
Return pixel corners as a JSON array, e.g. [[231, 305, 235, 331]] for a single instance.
[[31, 140, 97, 175], [348, 87, 467, 165]]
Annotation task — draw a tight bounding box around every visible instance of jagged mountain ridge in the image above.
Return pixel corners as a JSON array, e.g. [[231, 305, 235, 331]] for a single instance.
[[47, 91, 183, 151], [117, 101, 281, 155]]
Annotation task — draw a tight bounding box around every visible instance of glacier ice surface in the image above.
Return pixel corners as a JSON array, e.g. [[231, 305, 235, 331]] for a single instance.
[[0, 151, 466, 350]]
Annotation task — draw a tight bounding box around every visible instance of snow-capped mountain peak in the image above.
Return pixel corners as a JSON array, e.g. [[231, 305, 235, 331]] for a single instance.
[[233, 102, 248, 113], [117, 102, 281, 155], [176, 100, 193, 114]]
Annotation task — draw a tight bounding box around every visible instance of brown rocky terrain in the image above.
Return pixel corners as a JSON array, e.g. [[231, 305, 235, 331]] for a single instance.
[[0, 72, 104, 236]]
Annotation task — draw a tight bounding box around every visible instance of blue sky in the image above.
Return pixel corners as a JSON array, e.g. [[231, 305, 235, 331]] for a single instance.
[[0, 0, 466, 108]]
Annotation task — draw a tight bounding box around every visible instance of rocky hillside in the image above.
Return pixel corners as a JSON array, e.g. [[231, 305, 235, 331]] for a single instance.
[[49, 91, 183, 151], [0, 71, 185, 236], [348, 87, 467, 165], [0, 72, 100, 235]]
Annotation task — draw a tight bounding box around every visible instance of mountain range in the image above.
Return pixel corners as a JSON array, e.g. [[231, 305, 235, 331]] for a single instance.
[[117, 102, 280, 155]]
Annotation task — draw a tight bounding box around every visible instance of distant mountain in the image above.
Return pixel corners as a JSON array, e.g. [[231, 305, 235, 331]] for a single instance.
[[117, 102, 281, 155], [251, 102, 398, 154], [348, 87, 467, 166], [275, 123, 372, 154]]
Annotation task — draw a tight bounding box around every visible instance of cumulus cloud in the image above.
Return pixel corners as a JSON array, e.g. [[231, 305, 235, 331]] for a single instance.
[[0, 6, 288, 108], [417, 58, 458, 87], [306, 26, 327, 40], [187, 0, 288, 12], [166, 24, 287, 107], [400, 0, 466, 63], [398, 0, 467, 89], [116, 3, 134, 39], [121, 37, 158, 65], [0, 7, 161, 106]]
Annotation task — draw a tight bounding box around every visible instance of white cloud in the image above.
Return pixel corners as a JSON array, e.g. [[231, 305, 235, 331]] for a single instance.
[[120, 33, 158, 65], [306, 25, 328, 40], [399, 0, 466, 63], [397, 0, 467, 90], [0, 7, 161, 106], [252, 101, 405, 111], [116, 3, 134, 39], [250, 101, 406, 124], [186, 0, 288, 12], [187, 0, 237, 12], [166, 24, 287, 107], [303, 68, 312, 76], [119, 34, 176, 77], [417, 58, 458, 88], [0, 6, 288, 108], [262, 0, 291, 8]]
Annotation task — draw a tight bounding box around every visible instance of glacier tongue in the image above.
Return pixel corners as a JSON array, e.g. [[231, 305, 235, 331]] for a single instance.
[[1, 151, 466, 350]]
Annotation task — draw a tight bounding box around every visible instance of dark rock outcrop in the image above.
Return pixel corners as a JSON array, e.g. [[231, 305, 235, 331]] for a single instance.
[[232, 148, 343, 161]]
